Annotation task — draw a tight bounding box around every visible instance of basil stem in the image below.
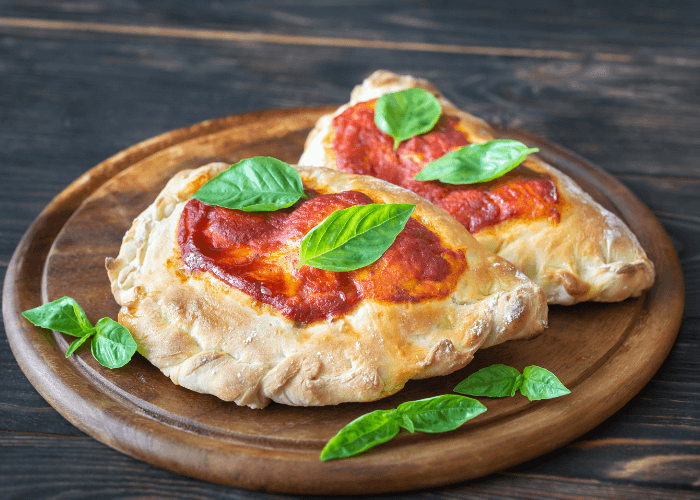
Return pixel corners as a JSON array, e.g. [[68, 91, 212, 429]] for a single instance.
[[414, 140, 539, 184], [193, 157, 306, 212], [23, 297, 137, 369], [298, 203, 415, 272], [374, 88, 441, 150]]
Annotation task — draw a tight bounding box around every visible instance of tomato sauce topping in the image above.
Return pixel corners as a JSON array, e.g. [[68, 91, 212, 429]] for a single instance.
[[332, 100, 561, 233], [178, 192, 467, 324]]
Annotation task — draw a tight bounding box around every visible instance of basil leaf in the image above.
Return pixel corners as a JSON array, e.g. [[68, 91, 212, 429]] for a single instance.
[[320, 395, 490, 460], [22, 296, 93, 338], [23, 297, 137, 368], [454, 364, 523, 398], [193, 157, 306, 212], [320, 410, 400, 461], [374, 88, 441, 150], [400, 414, 416, 434], [298, 203, 415, 272], [65, 334, 93, 358], [397, 395, 486, 433], [414, 140, 539, 184], [520, 366, 571, 401], [90, 318, 138, 369]]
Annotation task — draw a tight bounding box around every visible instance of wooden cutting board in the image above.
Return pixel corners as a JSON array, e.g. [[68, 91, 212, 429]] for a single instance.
[[3, 106, 684, 495]]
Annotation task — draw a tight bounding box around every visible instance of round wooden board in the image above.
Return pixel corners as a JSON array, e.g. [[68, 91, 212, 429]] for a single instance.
[[3, 107, 684, 495]]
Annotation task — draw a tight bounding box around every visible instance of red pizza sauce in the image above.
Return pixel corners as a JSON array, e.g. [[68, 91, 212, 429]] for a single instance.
[[178, 191, 467, 324], [332, 100, 561, 233]]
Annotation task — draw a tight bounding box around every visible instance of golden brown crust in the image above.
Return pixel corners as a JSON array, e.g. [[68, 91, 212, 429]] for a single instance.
[[299, 70, 655, 305], [106, 162, 547, 408]]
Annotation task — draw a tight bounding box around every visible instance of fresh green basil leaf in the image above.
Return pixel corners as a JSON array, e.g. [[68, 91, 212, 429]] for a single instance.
[[512, 374, 525, 397], [298, 203, 415, 272], [520, 366, 571, 401], [320, 409, 400, 461], [454, 364, 523, 398], [65, 333, 93, 358], [401, 414, 416, 434], [91, 318, 138, 369], [22, 296, 93, 338], [73, 302, 93, 333], [397, 395, 486, 433], [193, 157, 306, 212], [23, 297, 137, 368], [414, 140, 539, 184], [320, 394, 489, 461], [374, 88, 441, 150]]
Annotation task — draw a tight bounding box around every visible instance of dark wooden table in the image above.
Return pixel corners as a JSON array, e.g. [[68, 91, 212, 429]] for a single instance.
[[2, 2, 699, 498]]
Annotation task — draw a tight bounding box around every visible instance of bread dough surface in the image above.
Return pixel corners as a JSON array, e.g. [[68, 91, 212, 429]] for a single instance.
[[106, 163, 547, 408], [299, 70, 655, 304]]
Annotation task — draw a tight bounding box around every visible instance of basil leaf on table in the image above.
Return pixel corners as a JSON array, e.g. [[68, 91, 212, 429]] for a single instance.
[[374, 88, 441, 150], [414, 140, 539, 184], [396, 395, 487, 433], [519, 366, 571, 401], [320, 410, 400, 461], [454, 364, 570, 401], [91, 318, 138, 369], [193, 156, 306, 211], [298, 203, 415, 272], [320, 395, 485, 460], [453, 364, 524, 398], [23, 297, 137, 369]]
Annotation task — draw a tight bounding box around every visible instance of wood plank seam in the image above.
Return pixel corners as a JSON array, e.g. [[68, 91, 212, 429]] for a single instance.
[[2, 17, 700, 68], [569, 438, 700, 449]]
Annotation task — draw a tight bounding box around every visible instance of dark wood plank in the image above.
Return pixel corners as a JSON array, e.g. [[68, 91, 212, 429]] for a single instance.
[[0, 21, 699, 180], [2, 433, 699, 499], [2, 0, 700, 55]]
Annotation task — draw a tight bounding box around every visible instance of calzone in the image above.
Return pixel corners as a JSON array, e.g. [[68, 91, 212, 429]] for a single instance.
[[299, 71, 655, 304], [106, 162, 547, 408]]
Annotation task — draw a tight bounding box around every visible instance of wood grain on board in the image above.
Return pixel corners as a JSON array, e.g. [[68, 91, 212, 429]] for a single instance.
[[4, 107, 683, 494]]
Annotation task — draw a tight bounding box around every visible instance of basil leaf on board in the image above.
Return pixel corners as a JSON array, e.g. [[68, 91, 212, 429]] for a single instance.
[[22, 296, 93, 338], [374, 88, 441, 150], [73, 301, 93, 333], [519, 365, 571, 401], [320, 410, 400, 461], [321, 394, 489, 460], [193, 157, 306, 212], [414, 140, 539, 184], [453, 364, 523, 398], [298, 203, 415, 272], [24, 298, 138, 369], [400, 414, 416, 434], [90, 318, 138, 369], [396, 395, 487, 433], [65, 334, 93, 358]]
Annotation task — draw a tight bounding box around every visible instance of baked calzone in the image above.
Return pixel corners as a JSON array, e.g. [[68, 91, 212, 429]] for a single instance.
[[106, 162, 547, 408], [299, 71, 655, 305]]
